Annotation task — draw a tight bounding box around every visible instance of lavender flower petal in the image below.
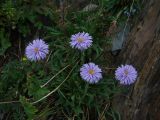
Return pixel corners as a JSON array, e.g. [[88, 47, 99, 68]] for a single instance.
[[25, 39, 49, 61], [115, 64, 138, 85], [80, 62, 102, 84], [70, 32, 93, 50]]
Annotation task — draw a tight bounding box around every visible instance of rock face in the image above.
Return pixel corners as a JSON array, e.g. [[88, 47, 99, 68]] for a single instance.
[[115, 0, 160, 120]]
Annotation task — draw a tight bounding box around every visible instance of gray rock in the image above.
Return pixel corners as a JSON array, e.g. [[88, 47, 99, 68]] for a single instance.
[[112, 23, 130, 52]]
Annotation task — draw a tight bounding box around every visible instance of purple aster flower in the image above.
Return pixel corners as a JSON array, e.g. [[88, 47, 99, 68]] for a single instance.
[[70, 32, 93, 50], [80, 63, 102, 84], [115, 64, 138, 85], [25, 39, 49, 61]]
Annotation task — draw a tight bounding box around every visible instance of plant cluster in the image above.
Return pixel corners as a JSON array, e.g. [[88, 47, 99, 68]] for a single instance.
[[0, 0, 140, 119]]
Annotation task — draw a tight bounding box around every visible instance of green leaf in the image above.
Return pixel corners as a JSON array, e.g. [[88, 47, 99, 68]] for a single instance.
[[20, 96, 38, 120], [0, 29, 11, 55], [27, 75, 49, 99]]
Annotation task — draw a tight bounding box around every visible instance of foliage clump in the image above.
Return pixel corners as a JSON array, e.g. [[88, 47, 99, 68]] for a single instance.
[[0, 0, 140, 119]]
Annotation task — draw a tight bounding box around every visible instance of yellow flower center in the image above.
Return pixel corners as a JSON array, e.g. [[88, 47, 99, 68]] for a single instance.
[[124, 69, 128, 75], [88, 69, 95, 75], [34, 47, 39, 53], [77, 37, 84, 43]]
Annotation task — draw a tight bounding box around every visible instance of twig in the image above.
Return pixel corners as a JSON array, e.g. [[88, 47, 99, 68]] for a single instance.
[[0, 100, 19, 104], [46, 50, 53, 63], [62, 110, 70, 119], [32, 61, 79, 104], [87, 107, 89, 120], [98, 103, 109, 120], [19, 39, 22, 60], [41, 64, 70, 88]]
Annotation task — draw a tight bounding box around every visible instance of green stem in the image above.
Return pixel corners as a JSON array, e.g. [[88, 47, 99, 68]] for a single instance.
[[80, 51, 85, 64]]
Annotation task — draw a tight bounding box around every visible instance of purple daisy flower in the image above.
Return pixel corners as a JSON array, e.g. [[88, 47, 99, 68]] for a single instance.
[[115, 64, 138, 85], [70, 32, 93, 50], [25, 39, 49, 61], [80, 63, 102, 84]]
